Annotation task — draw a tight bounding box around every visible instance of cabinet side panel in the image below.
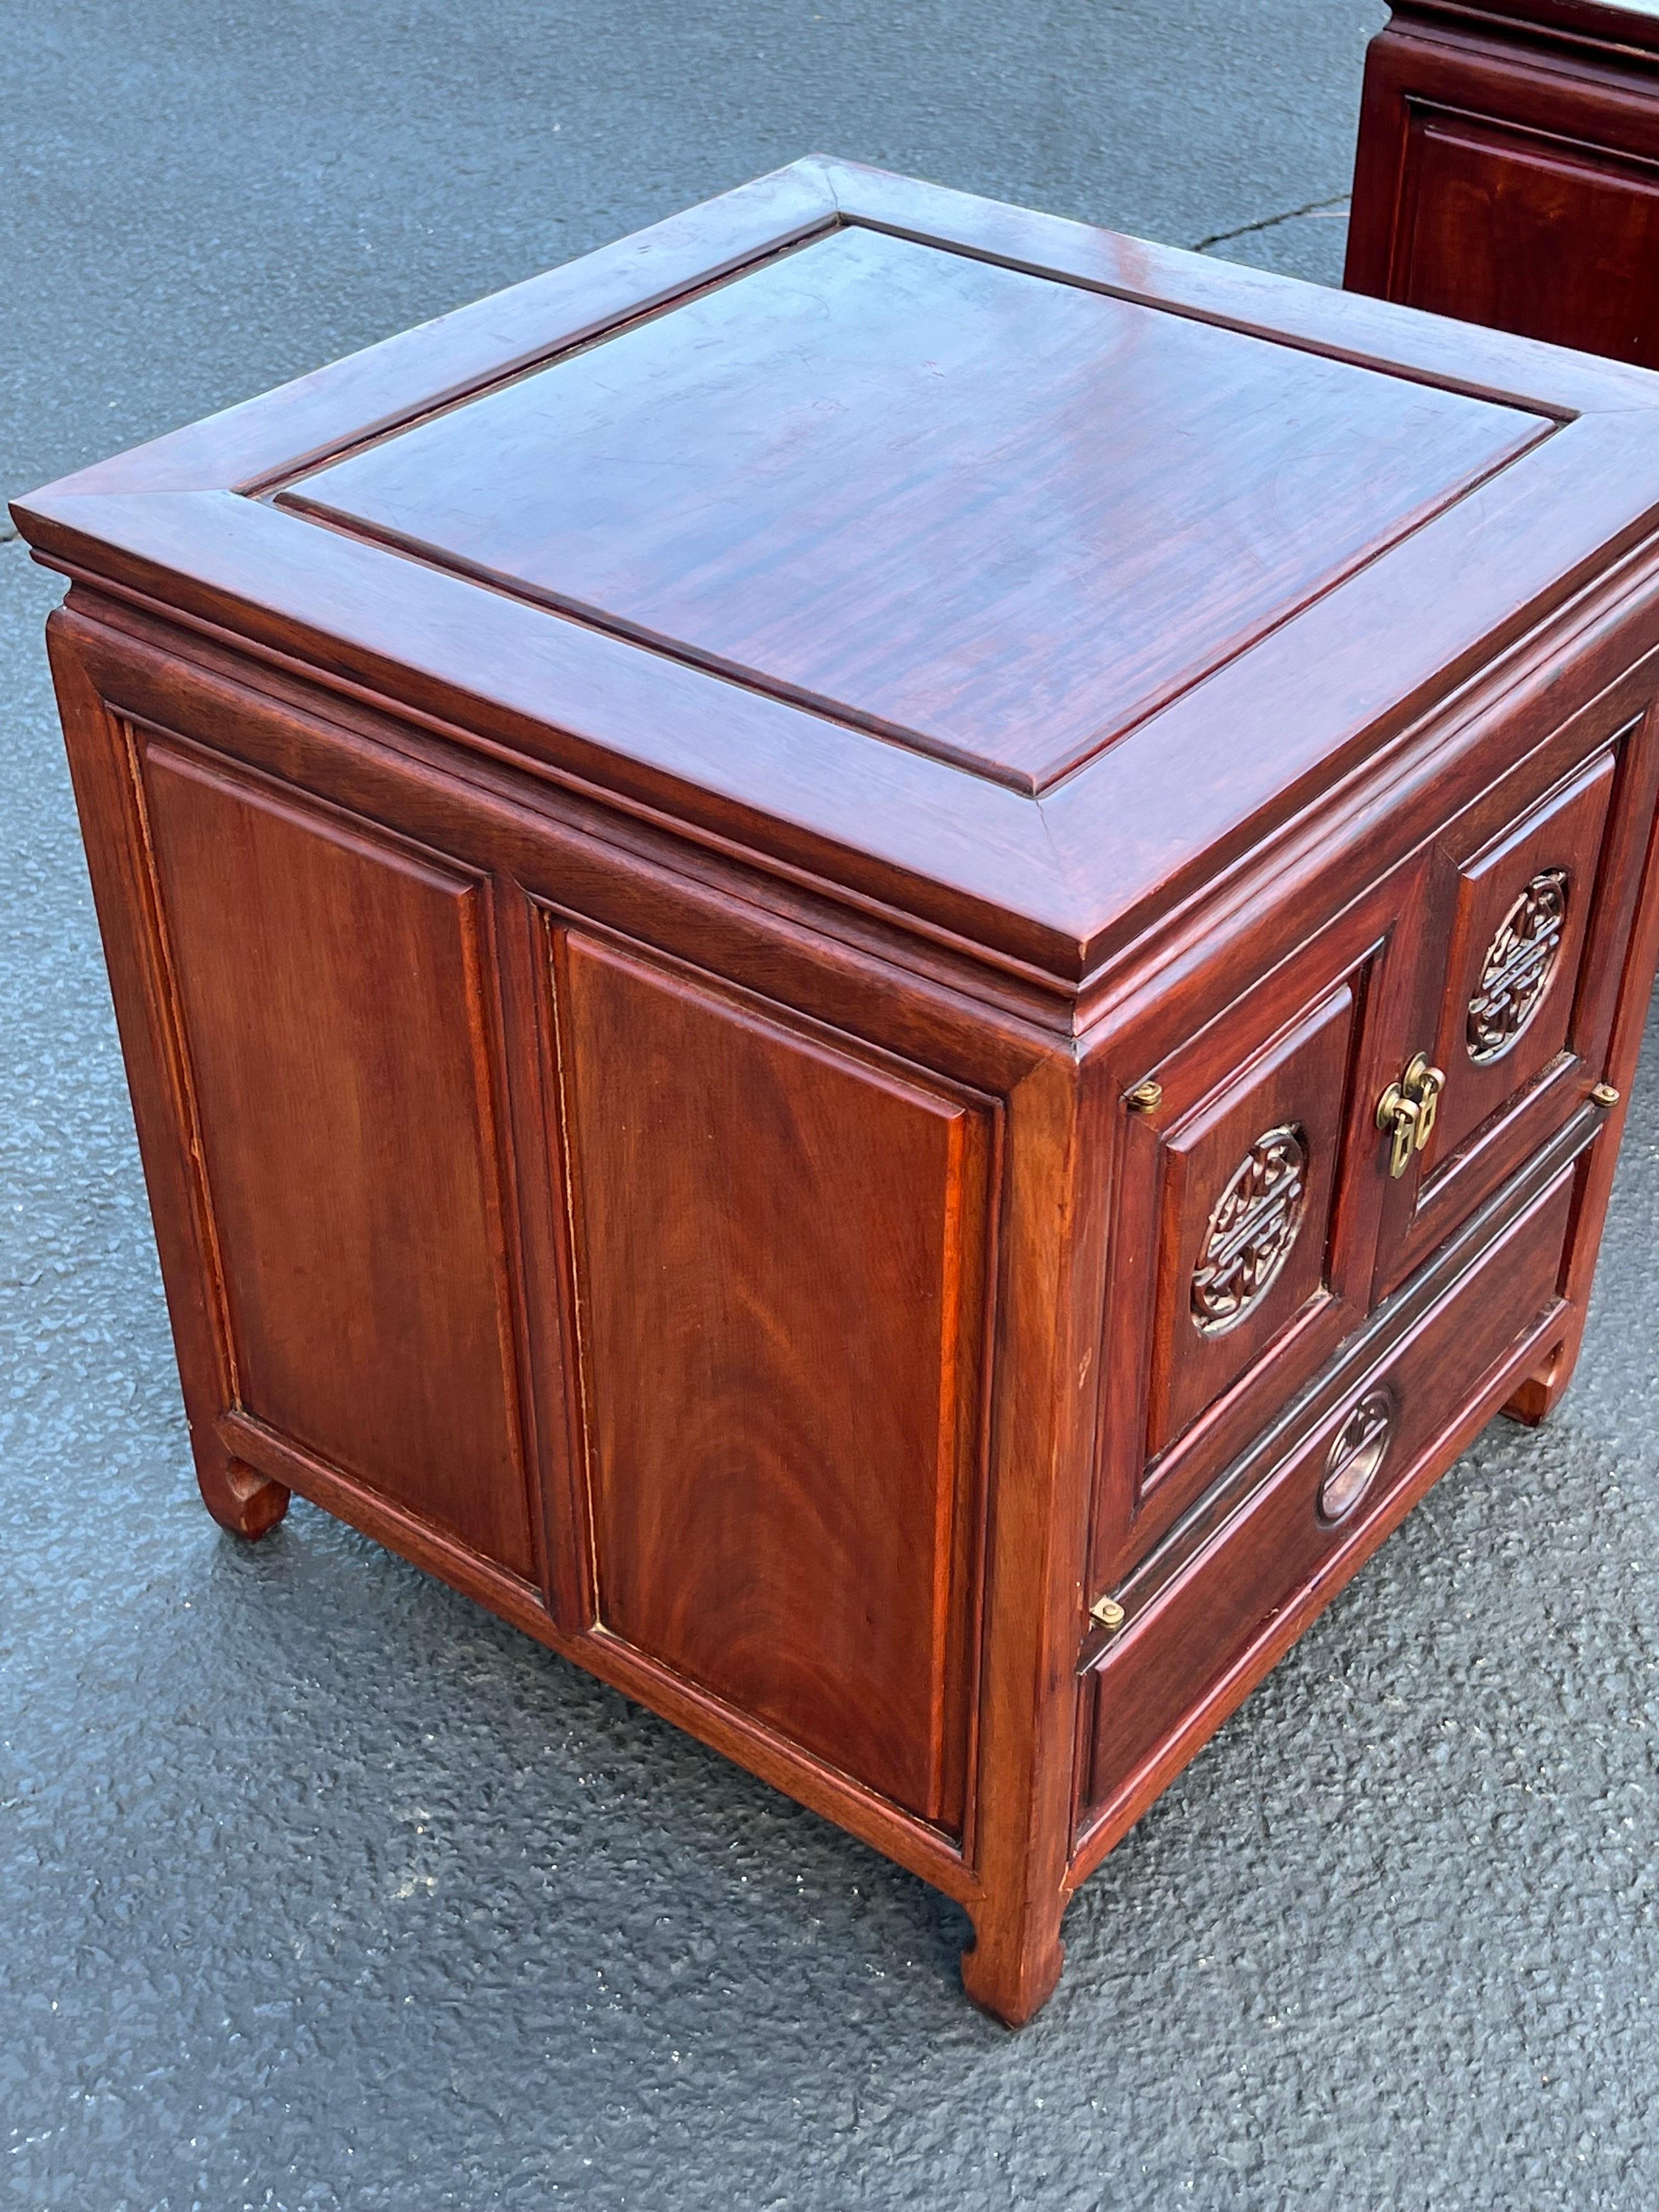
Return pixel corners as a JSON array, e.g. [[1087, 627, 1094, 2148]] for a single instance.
[[555, 929, 990, 1831], [1400, 111, 1659, 368], [138, 734, 535, 1577]]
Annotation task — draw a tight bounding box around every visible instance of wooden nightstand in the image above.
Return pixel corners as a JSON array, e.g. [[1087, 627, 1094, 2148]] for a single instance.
[[17, 158, 1659, 2023]]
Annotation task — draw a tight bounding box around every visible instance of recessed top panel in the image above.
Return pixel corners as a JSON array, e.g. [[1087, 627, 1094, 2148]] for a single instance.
[[285, 226, 1546, 792], [285, 229, 1545, 790]]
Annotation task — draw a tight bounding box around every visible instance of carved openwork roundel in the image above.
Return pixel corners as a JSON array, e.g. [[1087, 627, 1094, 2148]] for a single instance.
[[1317, 1386, 1395, 1526], [1190, 1124, 1308, 1338], [1467, 870, 1569, 1065]]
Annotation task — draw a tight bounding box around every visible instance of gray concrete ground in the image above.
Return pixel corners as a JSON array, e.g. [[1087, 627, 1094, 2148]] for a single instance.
[[5, 2, 1658, 2206]]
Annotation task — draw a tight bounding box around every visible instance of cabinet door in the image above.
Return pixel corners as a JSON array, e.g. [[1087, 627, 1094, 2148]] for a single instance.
[[1091, 854, 1440, 1581], [1372, 707, 1659, 1298]]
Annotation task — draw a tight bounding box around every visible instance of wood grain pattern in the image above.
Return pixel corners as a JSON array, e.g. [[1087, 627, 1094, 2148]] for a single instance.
[[20, 160, 1659, 988], [20, 161, 1659, 2028], [283, 224, 1544, 795], [552, 927, 992, 1830], [137, 736, 535, 1576]]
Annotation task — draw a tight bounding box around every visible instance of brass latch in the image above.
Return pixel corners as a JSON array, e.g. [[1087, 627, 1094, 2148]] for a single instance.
[[1375, 1052, 1446, 1180]]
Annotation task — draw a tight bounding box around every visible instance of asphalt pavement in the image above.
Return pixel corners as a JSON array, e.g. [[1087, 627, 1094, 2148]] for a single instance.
[[6, 3, 1659, 2207]]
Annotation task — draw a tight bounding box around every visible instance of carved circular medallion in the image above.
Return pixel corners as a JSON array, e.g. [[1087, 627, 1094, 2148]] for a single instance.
[[1467, 870, 1568, 1065], [1190, 1124, 1308, 1338], [1317, 1386, 1395, 1525]]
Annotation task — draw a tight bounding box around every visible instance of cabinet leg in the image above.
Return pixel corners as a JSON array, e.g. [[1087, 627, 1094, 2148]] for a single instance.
[[960, 1888, 1067, 2028], [1502, 1321, 1585, 1429], [194, 1438, 290, 1539]]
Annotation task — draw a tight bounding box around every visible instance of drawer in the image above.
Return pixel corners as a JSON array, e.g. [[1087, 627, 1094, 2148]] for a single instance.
[[1077, 1159, 1577, 1842]]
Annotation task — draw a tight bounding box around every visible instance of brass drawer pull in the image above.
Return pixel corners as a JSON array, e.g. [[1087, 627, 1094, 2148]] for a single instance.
[[1376, 1052, 1446, 1179]]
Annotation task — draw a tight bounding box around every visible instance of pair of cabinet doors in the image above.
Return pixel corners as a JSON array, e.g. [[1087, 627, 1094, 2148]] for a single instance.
[[1094, 698, 1657, 1582]]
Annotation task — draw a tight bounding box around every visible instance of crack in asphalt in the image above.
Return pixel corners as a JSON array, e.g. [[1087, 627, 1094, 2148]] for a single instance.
[[1192, 192, 1351, 252]]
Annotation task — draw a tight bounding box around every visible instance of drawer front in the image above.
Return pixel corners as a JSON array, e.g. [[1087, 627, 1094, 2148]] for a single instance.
[[1077, 1160, 1576, 1842]]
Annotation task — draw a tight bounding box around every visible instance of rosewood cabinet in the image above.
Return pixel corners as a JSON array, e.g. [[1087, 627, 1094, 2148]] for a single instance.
[[17, 159, 1659, 2025], [1347, 0, 1659, 366]]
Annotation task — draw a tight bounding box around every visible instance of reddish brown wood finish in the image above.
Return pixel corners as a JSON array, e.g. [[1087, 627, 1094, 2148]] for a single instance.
[[283, 222, 1543, 794], [18, 160, 1659, 2027], [138, 737, 536, 1575], [552, 928, 994, 1831], [1346, 2, 1659, 368], [1081, 1154, 1579, 1846]]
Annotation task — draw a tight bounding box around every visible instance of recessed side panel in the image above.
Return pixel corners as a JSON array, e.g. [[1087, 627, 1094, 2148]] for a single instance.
[[1398, 110, 1659, 368], [137, 734, 536, 1578], [551, 928, 993, 1835]]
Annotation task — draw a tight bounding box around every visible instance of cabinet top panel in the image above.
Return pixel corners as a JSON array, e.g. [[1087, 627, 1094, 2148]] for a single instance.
[[279, 223, 1544, 795], [19, 157, 1659, 985]]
